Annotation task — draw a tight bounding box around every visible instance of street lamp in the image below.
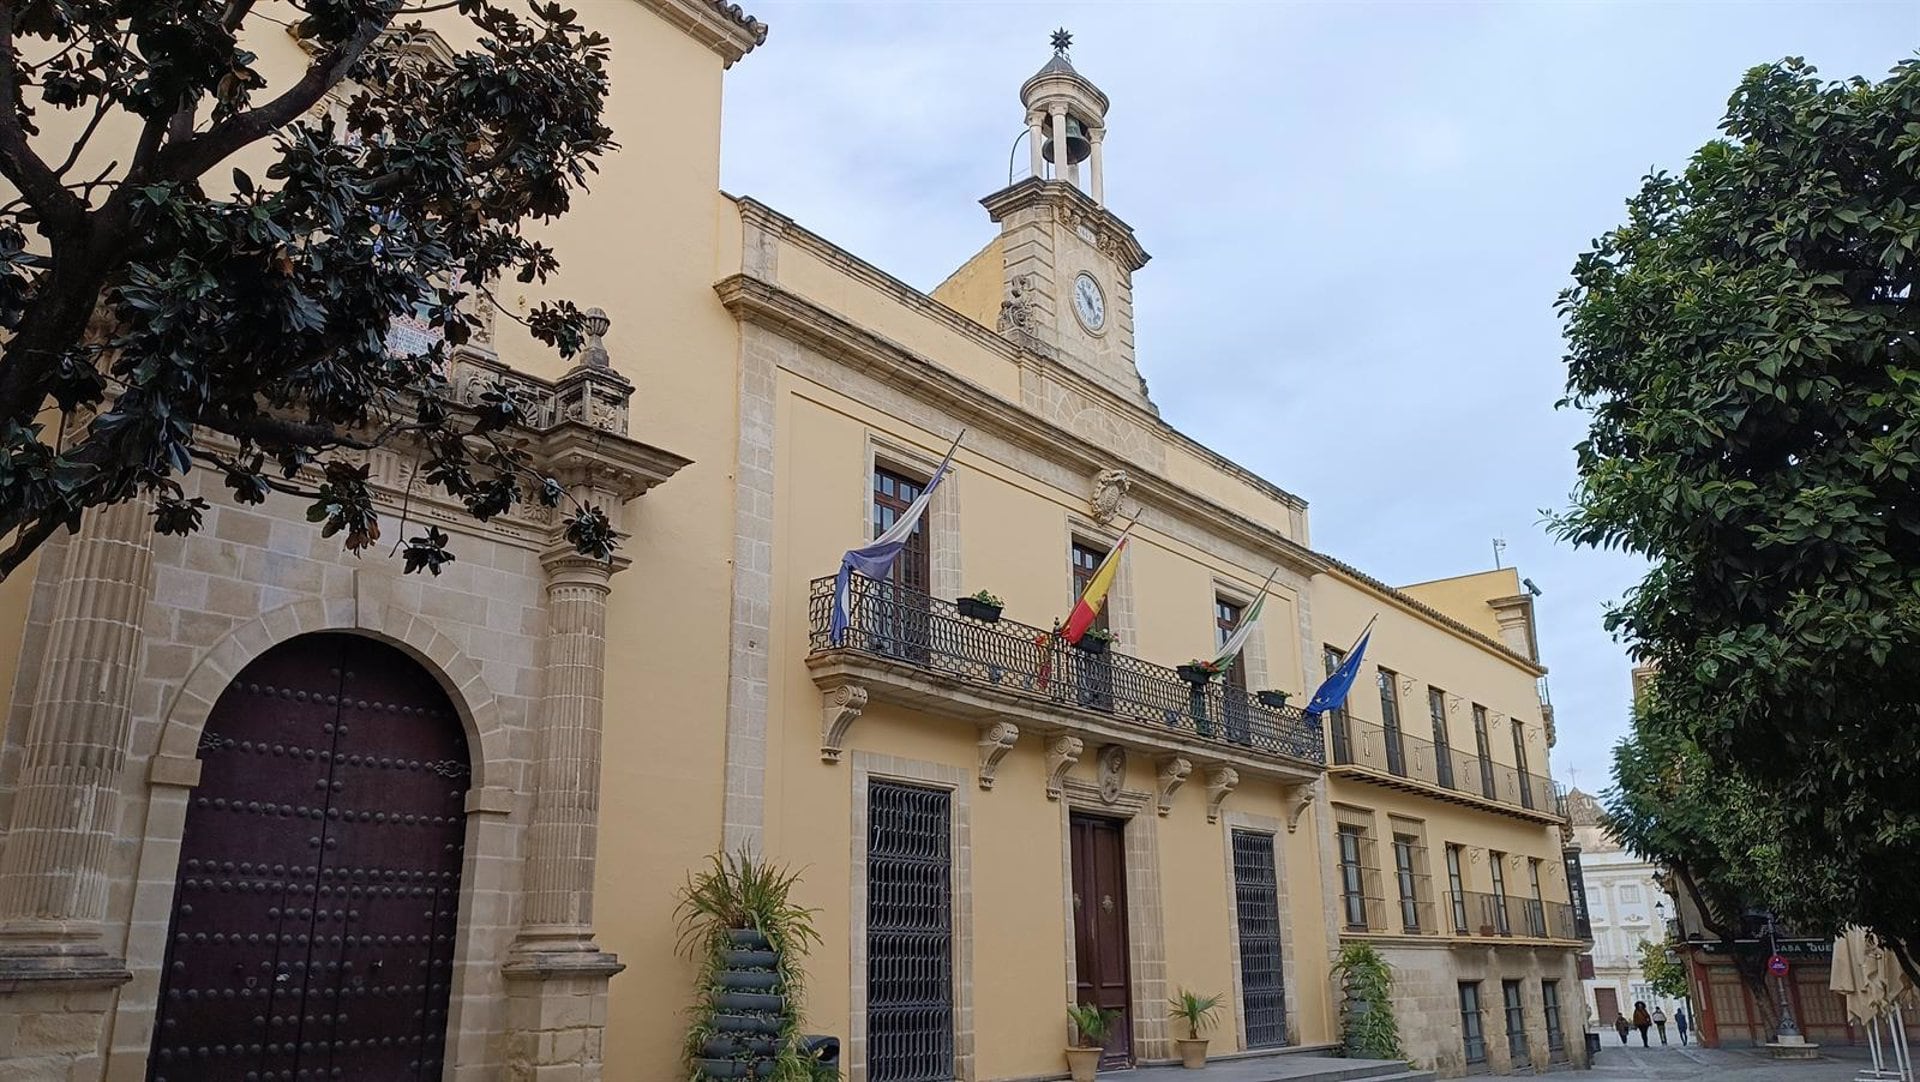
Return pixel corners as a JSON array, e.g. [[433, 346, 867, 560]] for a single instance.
[[1765, 914, 1802, 1041]]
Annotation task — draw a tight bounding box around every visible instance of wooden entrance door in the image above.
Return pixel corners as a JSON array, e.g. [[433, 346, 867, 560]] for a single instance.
[[149, 633, 470, 1082], [1070, 813, 1132, 1066], [1596, 986, 1620, 1029]]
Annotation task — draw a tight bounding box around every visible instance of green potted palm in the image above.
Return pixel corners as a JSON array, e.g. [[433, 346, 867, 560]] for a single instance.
[[1168, 988, 1224, 1068], [957, 589, 1004, 622], [1065, 1003, 1119, 1082]]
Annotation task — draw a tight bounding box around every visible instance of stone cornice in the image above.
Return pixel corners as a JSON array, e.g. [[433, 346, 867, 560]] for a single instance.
[[1318, 556, 1548, 677], [728, 195, 1308, 515], [981, 178, 1149, 273], [715, 272, 1326, 580], [635, 0, 767, 67]]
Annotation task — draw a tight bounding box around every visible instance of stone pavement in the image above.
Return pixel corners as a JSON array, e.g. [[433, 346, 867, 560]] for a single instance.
[[1120, 1051, 1428, 1082], [1588, 1040, 1874, 1082]]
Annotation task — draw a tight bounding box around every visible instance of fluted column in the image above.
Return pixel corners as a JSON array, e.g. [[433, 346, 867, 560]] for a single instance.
[[0, 499, 153, 981], [508, 548, 624, 968]]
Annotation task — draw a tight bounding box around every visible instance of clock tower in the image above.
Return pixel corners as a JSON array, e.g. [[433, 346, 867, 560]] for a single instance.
[[983, 31, 1152, 409]]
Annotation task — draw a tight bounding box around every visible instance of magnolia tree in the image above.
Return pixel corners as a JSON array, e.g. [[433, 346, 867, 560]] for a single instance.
[[1559, 57, 1920, 982], [0, 1, 619, 580]]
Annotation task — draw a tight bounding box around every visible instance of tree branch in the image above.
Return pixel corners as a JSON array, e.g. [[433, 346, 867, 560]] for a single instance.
[[0, 5, 87, 231], [148, 12, 392, 184]]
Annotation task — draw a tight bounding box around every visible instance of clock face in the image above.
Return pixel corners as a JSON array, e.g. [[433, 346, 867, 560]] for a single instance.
[[1072, 272, 1106, 332]]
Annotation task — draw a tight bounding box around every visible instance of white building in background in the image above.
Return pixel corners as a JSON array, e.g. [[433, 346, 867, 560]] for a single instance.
[[1567, 789, 1687, 1030]]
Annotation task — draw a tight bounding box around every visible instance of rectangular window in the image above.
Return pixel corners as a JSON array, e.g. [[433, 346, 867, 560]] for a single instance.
[[1446, 844, 1468, 934], [871, 465, 933, 661], [1067, 540, 1116, 712], [1542, 980, 1566, 1058], [1503, 980, 1528, 1063], [1459, 983, 1486, 1066], [1378, 668, 1406, 777], [1214, 597, 1248, 690], [1428, 687, 1455, 789], [1393, 833, 1423, 933], [872, 466, 931, 591], [1472, 705, 1496, 799], [1619, 884, 1642, 904], [867, 780, 954, 1082], [1512, 719, 1534, 809], [1489, 852, 1511, 935], [1231, 830, 1288, 1048], [1527, 858, 1547, 937], [1326, 646, 1352, 765], [1069, 541, 1111, 635], [1337, 824, 1372, 931]]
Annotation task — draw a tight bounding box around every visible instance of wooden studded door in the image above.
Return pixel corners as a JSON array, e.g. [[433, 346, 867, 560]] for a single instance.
[[1069, 813, 1133, 1066], [149, 632, 470, 1082]]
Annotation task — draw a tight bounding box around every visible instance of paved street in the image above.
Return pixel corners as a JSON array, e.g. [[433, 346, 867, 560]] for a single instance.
[[1588, 1041, 1874, 1082]]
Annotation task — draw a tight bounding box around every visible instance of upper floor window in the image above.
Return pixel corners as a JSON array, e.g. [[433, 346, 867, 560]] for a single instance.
[[1214, 597, 1247, 690], [1428, 687, 1455, 788], [1325, 645, 1353, 765], [872, 465, 930, 591], [1619, 884, 1642, 904], [1069, 541, 1110, 636], [1471, 704, 1496, 799], [1377, 669, 1406, 776]]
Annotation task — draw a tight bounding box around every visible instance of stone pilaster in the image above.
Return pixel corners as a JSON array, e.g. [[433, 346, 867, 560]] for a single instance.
[[504, 546, 626, 1081], [0, 499, 153, 979]]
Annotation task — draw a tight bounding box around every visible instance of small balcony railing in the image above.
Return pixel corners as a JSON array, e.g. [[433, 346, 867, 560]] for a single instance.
[[1327, 715, 1565, 820], [1452, 890, 1580, 941], [808, 574, 1325, 766]]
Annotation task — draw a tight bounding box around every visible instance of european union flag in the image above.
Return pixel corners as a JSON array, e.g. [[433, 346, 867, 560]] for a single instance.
[[1305, 618, 1376, 717]]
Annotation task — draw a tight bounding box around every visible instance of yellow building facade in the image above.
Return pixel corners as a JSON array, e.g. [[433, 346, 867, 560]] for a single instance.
[[0, 3, 1584, 1080]]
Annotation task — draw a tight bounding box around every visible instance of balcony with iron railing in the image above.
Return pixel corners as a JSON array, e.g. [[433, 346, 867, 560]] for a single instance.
[[1337, 887, 1581, 944], [1326, 714, 1566, 824], [805, 574, 1326, 794]]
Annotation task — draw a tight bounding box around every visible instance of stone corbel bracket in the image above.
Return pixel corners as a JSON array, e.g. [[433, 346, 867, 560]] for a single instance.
[[1281, 779, 1318, 833], [977, 722, 1020, 790], [819, 683, 870, 763], [1155, 755, 1192, 817], [1044, 734, 1084, 800], [1205, 766, 1240, 824]]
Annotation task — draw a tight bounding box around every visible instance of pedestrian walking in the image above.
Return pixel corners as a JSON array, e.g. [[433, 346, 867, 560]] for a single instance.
[[1615, 1013, 1631, 1045], [1653, 1005, 1668, 1044], [1675, 1006, 1690, 1046], [1633, 1002, 1652, 1047]]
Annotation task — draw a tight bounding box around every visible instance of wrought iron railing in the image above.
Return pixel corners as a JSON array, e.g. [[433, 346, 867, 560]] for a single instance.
[[1327, 715, 1566, 819], [1454, 890, 1580, 941], [808, 574, 1325, 766]]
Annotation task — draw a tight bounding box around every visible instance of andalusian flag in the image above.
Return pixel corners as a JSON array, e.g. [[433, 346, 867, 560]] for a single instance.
[[1061, 523, 1133, 645], [1213, 567, 1278, 671]]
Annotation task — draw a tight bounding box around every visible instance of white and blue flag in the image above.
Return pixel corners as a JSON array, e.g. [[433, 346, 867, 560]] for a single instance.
[[829, 431, 963, 645]]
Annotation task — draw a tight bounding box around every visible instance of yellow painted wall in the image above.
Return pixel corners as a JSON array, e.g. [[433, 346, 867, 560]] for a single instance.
[[929, 236, 1005, 327], [1399, 568, 1523, 643]]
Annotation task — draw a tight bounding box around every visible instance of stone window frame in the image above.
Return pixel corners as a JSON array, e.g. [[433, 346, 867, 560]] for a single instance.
[[1057, 774, 1169, 1063], [106, 595, 520, 1079], [863, 432, 963, 602], [1386, 814, 1432, 936], [1218, 811, 1301, 1052], [1210, 575, 1273, 693], [1062, 516, 1136, 651], [848, 751, 976, 1082]]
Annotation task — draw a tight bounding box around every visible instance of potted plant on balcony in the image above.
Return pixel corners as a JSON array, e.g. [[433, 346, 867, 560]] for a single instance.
[[1076, 627, 1115, 655], [1167, 988, 1223, 1068], [1177, 659, 1222, 686], [957, 589, 1004, 623], [1065, 1003, 1119, 1082], [1256, 689, 1291, 709]]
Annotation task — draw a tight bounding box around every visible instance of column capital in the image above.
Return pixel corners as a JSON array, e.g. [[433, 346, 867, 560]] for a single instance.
[[539, 545, 630, 587]]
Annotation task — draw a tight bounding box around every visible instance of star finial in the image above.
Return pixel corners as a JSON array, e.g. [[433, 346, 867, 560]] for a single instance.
[[1050, 28, 1072, 56]]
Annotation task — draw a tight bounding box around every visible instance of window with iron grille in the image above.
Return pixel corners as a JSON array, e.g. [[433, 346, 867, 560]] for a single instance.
[[1393, 833, 1425, 933], [1446, 844, 1468, 934], [1428, 687, 1454, 788], [867, 780, 954, 1082], [1338, 825, 1369, 930], [1503, 980, 1528, 1063], [1542, 980, 1566, 1058], [1231, 830, 1288, 1048], [1459, 983, 1486, 1065]]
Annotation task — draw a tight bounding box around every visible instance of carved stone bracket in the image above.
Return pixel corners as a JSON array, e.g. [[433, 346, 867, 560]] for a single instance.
[[1281, 779, 1318, 833], [820, 683, 870, 763], [1204, 766, 1240, 824], [1044, 734, 1084, 800], [1155, 756, 1192, 817], [977, 722, 1020, 790]]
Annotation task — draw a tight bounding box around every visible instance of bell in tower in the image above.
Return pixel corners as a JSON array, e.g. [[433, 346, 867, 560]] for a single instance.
[[1022, 28, 1110, 203]]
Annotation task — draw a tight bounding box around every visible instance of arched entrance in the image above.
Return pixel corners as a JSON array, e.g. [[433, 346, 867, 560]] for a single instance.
[[149, 632, 470, 1082]]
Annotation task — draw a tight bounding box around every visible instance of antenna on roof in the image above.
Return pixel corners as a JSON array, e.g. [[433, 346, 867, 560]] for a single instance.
[[1492, 537, 1507, 569]]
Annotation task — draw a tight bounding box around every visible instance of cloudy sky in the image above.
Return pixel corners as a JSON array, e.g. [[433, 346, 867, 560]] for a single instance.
[[715, 1, 1916, 795]]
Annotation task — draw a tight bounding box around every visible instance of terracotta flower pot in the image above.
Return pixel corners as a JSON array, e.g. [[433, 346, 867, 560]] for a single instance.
[[1177, 1037, 1209, 1068], [1065, 1045, 1102, 1082]]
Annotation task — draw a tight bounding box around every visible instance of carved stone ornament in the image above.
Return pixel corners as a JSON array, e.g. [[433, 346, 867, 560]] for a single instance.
[[977, 722, 1020, 790], [1281, 779, 1317, 833], [819, 683, 870, 762], [1090, 468, 1131, 526], [997, 273, 1036, 334], [1204, 766, 1239, 824], [1096, 745, 1127, 805], [1044, 735, 1084, 801], [1155, 756, 1192, 817]]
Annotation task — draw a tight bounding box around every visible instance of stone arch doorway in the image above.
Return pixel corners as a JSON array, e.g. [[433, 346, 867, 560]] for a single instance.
[[148, 631, 471, 1082]]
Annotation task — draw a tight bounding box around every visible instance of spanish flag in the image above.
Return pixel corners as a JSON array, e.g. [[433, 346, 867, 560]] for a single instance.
[[1061, 524, 1133, 645]]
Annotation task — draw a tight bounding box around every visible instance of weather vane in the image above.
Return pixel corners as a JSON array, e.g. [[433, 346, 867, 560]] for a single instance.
[[1051, 28, 1072, 55]]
